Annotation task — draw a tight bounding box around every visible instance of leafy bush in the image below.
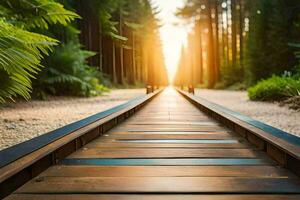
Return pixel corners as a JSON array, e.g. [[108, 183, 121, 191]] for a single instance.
[[34, 42, 108, 97], [248, 75, 300, 101]]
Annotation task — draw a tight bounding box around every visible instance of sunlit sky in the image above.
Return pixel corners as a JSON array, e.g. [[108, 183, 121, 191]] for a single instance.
[[151, 0, 188, 82]]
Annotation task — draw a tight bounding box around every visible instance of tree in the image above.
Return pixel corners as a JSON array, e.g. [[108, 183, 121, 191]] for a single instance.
[[246, 0, 300, 84], [77, 0, 167, 87]]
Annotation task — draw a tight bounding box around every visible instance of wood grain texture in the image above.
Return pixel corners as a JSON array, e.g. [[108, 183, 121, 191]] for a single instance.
[[68, 148, 263, 158], [6, 194, 300, 200], [85, 142, 253, 149], [16, 177, 300, 194], [177, 89, 300, 159], [42, 166, 295, 177], [103, 133, 241, 139], [6, 88, 300, 200]]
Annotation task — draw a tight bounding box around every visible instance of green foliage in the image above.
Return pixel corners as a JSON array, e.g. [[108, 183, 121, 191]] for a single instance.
[[248, 8, 300, 101], [86, 0, 126, 41], [0, 0, 78, 102], [248, 75, 300, 101], [248, 41, 300, 101], [289, 43, 300, 64], [245, 0, 300, 85], [88, 0, 155, 41], [0, 20, 57, 103], [123, 0, 156, 37], [0, 0, 79, 29], [35, 42, 108, 97]]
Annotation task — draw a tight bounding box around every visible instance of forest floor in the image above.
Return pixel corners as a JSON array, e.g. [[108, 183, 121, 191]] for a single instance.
[[0, 89, 144, 150], [195, 89, 300, 137]]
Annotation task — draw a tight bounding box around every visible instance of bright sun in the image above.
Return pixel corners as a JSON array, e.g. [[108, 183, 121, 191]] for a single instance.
[[151, 0, 188, 82]]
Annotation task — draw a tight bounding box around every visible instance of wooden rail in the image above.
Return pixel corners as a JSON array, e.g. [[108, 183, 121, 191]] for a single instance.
[[0, 89, 162, 199], [177, 88, 300, 176], [1, 87, 300, 199]]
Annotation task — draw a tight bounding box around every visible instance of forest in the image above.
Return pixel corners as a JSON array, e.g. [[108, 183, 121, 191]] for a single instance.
[[1, 0, 300, 104], [0, 0, 168, 103], [174, 0, 300, 102]]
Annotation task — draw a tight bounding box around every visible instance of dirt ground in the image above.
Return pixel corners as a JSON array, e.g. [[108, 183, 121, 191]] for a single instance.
[[0, 89, 144, 150], [195, 89, 300, 137]]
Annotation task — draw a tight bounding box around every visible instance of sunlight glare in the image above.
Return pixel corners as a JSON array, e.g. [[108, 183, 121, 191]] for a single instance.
[[151, 0, 188, 83]]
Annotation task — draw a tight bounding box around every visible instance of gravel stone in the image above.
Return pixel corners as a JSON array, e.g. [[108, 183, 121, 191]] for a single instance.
[[0, 89, 144, 150]]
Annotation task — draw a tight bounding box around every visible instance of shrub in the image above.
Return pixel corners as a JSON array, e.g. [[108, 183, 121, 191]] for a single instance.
[[34, 42, 108, 97], [248, 75, 300, 101]]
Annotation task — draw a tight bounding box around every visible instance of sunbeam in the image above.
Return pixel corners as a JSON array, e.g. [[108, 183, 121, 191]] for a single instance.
[[152, 0, 188, 82]]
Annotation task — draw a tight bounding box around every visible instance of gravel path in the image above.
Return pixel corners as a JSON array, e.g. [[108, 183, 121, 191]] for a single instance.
[[0, 89, 144, 150], [195, 89, 300, 137]]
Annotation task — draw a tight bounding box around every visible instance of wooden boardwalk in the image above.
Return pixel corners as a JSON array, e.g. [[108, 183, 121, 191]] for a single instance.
[[5, 88, 300, 199]]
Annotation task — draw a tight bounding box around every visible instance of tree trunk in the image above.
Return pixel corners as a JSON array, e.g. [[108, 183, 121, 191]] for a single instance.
[[231, 0, 237, 69], [206, 0, 216, 88], [112, 42, 117, 84], [132, 32, 136, 84], [214, 0, 220, 82], [238, 0, 244, 69], [119, 7, 124, 84], [226, 1, 230, 69], [196, 19, 204, 84]]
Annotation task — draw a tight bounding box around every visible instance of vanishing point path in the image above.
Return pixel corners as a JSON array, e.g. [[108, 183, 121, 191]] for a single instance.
[[4, 88, 300, 199]]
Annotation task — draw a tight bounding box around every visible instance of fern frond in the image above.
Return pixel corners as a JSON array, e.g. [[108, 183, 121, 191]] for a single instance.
[[44, 67, 88, 86], [0, 0, 80, 29], [0, 20, 57, 102], [37, 41, 107, 97]]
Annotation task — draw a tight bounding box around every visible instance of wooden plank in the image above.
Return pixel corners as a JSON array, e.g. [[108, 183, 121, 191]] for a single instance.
[[122, 121, 220, 125], [16, 177, 300, 194], [85, 142, 252, 149], [6, 194, 300, 200], [131, 112, 207, 115], [129, 117, 208, 119], [68, 148, 264, 158], [115, 139, 240, 144], [118, 124, 226, 128], [136, 114, 202, 116], [42, 166, 295, 177], [130, 116, 212, 120], [121, 119, 219, 122], [129, 118, 213, 122], [60, 158, 275, 166], [104, 133, 241, 140], [108, 131, 234, 135], [112, 127, 230, 132], [125, 119, 214, 123]]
